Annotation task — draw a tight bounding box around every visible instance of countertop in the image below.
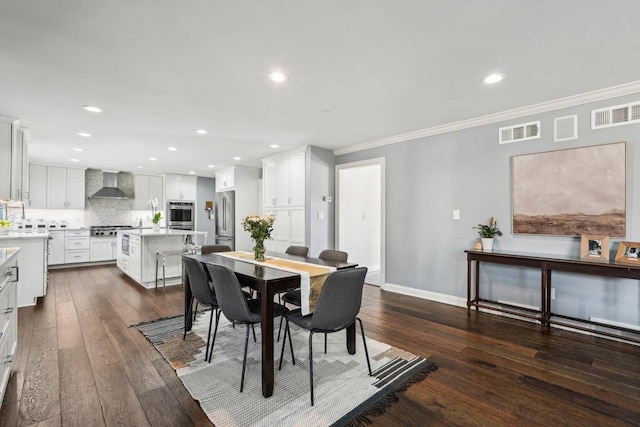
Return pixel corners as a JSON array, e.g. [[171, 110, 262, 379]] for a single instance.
[[0, 247, 20, 268], [0, 230, 51, 240], [117, 229, 207, 237]]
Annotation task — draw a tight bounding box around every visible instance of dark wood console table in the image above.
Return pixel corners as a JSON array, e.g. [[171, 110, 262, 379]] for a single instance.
[[466, 249, 640, 344]]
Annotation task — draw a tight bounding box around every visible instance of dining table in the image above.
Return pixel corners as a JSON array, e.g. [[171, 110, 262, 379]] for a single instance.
[[183, 251, 358, 398]]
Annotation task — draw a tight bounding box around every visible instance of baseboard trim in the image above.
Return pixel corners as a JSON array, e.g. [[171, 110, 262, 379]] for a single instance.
[[383, 282, 467, 307]]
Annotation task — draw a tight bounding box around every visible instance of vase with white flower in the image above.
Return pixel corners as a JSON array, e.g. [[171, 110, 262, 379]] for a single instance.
[[241, 214, 275, 261], [149, 198, 162, 231]]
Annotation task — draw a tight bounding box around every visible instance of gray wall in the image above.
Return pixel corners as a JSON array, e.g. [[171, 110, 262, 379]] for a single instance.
[[306, 146, 336, 257], [196, 176, 216, 244], [336, 93, 640, 328]]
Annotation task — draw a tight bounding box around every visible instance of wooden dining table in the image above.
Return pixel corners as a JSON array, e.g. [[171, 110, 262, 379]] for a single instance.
[[183, 251, 358, 398]]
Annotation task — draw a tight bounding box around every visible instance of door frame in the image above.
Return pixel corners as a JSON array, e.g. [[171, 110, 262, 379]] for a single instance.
[[335, 157, 386, 288]]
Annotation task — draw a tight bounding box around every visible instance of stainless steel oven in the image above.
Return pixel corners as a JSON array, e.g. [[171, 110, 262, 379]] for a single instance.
[[167, 201, 195, 229]]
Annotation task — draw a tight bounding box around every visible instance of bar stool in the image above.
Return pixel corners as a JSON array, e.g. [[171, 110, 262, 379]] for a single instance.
[[155, 249, 186, 291]]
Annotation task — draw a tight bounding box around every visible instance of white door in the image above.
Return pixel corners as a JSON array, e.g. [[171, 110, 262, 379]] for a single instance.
[[336, 159, 385, 286]]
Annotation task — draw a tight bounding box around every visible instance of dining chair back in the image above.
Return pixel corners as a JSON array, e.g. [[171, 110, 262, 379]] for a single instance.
[[285, 245, 309, 257], [201, 245, 232, 254], [207, 264, 259, 324], [318, 249, 348, 262], [182, 256, 220, 362], [309, 266, 367, 331]]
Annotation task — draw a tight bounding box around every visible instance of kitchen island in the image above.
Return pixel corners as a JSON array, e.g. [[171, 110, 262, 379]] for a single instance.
[[116, 229, 206, 289], [0, 231, 48, 306]]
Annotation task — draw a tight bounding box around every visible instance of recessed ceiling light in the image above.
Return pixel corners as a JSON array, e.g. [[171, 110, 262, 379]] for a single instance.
[[149, 157, 157, 161], [188, 171, 195, 175], [70, 158, 79, 162], [484, 73, 504, 84], [136, 166, 144, 169], [207, 164, 215, 168], [195, 129, 207, 135], [72, 147, 84, 152], [83, 105, 102, 113], [77, 132, 91, 137], [270, 144, 280, 148], [321, 104, 336, 112], [233, 156, 241, 161], [167, 147, 178, 151], [270, 71, 288, 82]]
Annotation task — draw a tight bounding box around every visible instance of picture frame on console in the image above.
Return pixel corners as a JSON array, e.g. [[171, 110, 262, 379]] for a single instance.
[[580, 235, 610, 261], [614, 241, 640, 265]]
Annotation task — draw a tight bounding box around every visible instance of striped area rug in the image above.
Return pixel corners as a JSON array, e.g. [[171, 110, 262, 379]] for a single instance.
[[136, 312, 437, 426]]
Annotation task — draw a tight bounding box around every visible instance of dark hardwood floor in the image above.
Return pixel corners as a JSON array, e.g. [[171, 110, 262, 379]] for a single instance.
[[1, 264, 639, 426]]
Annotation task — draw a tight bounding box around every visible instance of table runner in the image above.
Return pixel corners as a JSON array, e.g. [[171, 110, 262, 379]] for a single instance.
[[214, 251, 335, 314]]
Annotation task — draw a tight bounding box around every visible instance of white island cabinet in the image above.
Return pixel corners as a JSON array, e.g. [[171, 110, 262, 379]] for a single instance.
[[0, 248, 19, 404], [116, 229, 206, 289], [0, 233, 48, 307]]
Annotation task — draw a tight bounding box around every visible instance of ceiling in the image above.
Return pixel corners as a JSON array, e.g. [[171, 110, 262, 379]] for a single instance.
[[2, 1, 640, 177]]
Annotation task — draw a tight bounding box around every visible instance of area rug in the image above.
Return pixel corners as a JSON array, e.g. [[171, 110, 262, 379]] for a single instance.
[[136, 311, 437, 426]]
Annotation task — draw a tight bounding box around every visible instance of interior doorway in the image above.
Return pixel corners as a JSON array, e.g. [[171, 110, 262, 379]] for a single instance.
[[336, 158, 385, 287]]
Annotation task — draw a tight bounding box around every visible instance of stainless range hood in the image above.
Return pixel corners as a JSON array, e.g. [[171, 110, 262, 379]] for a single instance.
[[89, 171, 131, 199]]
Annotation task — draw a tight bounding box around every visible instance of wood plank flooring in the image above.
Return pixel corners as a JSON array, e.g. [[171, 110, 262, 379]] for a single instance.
[[1, 264, 639, 426]]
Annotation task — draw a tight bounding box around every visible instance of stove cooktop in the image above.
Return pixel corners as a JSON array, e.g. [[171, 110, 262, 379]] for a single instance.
[[90, 225, 134, 236]]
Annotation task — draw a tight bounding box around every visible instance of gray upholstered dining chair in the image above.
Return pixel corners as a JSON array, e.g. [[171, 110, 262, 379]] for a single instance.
[[278, 267, 371, 406], [201, 244, 232, 254], [207, 264, 292, 392], [278, 249, 349, 344], [182, 257, 220, 363], [285, 245, 309, 257]]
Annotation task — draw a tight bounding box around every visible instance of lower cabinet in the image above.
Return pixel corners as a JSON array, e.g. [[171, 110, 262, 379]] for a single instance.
[[48, 230, 65, 265], [127, 236, 142, 283], [264, 207, 305, 252], [0, 253, 18, 404], [90, 237, 116, 262], [0, 238, 46, 307], [65, 229, 90, 264]]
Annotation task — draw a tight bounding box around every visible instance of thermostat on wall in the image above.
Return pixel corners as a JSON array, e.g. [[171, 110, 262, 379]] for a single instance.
[[323, 196, 332, 203]]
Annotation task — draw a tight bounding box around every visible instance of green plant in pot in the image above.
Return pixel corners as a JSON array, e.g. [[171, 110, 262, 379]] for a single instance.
[[474, 216, 502, 251]]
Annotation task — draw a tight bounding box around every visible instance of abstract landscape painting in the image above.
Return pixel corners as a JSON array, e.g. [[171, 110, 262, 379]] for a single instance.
[[512, 142, 626, 236]]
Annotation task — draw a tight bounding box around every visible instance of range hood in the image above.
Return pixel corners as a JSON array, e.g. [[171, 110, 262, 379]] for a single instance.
[[90, 172, 131, 199]]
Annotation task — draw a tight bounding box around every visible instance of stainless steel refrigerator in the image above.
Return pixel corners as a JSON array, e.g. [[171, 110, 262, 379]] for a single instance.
[[214, 190, 235, 250]]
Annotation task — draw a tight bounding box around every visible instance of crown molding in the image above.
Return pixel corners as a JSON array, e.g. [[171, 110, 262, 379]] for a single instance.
[[333, 80, 640, 156]]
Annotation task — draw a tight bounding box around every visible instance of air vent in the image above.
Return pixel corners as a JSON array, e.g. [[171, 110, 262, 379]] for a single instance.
[[499, 120, 540, 144], [554, 115, 578, 142], [591, 101, 640, 129]]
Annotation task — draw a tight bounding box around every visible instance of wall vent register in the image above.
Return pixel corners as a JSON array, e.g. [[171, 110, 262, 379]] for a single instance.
[[499, 120, 540, 144], [591, 100, 640, 130]]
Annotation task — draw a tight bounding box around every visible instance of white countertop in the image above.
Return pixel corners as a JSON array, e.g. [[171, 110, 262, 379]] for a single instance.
[[118, 229, 207, 237], [0, 247, 20, 268], [0, 230, 50, 240]]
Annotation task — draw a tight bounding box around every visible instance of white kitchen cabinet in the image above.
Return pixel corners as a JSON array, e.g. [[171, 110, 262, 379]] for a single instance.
[[28, 163, 47, 208], [65, 229, 90, 264], [0, 237, 47, 307], [134, 174, 163, 210], [128, 235, 142, 283], [90, 236, 116, 262], [264, 207, 305, 252], [165, 174, 197, 201], [215, 166, 236, 192], [46, 166, 86, 209], [262, 148, 306, 208], [48, 230, 65, 265], [0, 249, 19, 405], [0, 117, 29, 202]]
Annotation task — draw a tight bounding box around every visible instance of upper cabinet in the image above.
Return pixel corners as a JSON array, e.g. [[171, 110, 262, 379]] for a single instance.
[[134, 174, 163, 210], [28, 163, 47, 208], [262, 149, 306, 208], [215, 166, 236, 192], [0, 117, 29, 202], [42, 166, 86, 209], [164, 174, 197, 201]]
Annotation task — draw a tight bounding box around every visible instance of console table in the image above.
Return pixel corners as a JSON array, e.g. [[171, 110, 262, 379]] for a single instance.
[[465, 249, 640, 344]]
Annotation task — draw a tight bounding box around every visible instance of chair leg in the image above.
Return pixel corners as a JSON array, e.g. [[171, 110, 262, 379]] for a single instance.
[[277, 302, 286, 342], [357, 318, 372, 376], [183, 297, 194, 340], [278, 319, 288, 371], [251, 324, 257, 342], [240, 324, 250, 392], [309, 331, 315, 406], [287, 322, 295, 365], [324, 332, 327, 354], [193, 301, 199, 321], [205, 307, 214, 361], [208, 309, 221, 363], [155, 255, 159, 289]]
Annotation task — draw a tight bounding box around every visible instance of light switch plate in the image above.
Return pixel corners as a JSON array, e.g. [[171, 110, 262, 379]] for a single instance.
[[317, 211, 324, 220], [453, 210, 461, 220]]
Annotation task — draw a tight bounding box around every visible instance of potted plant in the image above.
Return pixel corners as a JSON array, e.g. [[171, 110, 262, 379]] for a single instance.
[[149, 198, 162, 231], [474, 216, 502, 251]]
